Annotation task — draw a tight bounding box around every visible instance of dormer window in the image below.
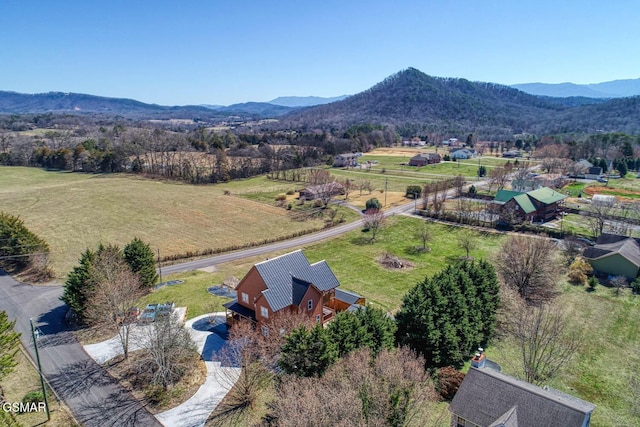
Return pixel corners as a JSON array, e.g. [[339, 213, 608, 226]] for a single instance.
[[241, 292, 249, 304], [260, 306, 269, 318], [308, 299, 313, 311]]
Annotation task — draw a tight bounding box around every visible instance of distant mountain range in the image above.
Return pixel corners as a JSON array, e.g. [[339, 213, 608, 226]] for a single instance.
[[511, 78, 640, 98], [268, 95, 349, 107], [2, 71, 640, 134]]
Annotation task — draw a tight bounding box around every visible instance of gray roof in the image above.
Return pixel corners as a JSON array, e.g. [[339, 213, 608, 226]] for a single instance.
[[587, 166, 603, 175], [450, 367, 595, 427], [584, 234, 640, 267], [255, 250, 340, 311], [335, 288, 362, 305]]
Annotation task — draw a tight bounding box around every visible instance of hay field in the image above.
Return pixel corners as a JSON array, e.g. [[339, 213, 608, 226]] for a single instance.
[[0, 167, 330, 277]]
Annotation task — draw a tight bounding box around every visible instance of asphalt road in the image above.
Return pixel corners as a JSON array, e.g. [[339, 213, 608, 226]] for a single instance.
[[0, 270, 162, 427], [161, 200, 417, 275]]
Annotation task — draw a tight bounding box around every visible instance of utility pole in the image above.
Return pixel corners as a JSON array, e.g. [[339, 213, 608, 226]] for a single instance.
[[384, 177, 388, 207], [30, 318, 50, 421], [157, 248, 162, 286]]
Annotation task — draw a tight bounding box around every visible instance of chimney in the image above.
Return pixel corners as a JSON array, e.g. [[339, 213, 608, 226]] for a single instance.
[[471, 347, 486, 368]]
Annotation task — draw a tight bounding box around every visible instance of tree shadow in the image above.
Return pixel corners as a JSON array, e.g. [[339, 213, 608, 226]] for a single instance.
[[36, 304, 77, 347], [404, 246, 429, 256], [350, 235, 372, 246], [76, 388, 159, 427], [46, 359, 115, 399]]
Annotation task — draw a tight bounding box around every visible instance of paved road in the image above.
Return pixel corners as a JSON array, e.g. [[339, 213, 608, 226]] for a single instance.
[[0, 270, 162, 427], [161, 200, 417, 275]]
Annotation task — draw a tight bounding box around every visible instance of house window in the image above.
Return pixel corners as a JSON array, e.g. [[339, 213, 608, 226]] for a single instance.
[[261, 326, 269, 337], [308, 299, 313, 311], [260, 306, 269, 319], [241, 292, 249, 304], [316, 314, 321, 323]]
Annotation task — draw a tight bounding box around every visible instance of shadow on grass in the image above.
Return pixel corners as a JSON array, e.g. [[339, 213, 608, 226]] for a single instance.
[[350, 235, 373, 246], [404, 246, 430, 256]]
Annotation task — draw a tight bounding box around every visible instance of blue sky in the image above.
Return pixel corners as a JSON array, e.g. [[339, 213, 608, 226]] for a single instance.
[[2, 0, 639, 106]]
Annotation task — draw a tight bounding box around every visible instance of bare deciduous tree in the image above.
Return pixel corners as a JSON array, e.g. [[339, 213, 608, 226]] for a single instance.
[[363, 209, 386, 242], [84, 246, 146, 359], [488, 166, 510, 192], [457, 232, 476, 259], [494, 236, 560, 305], [504, 302, 583, 385], [136, 314, 197, 390], [271, 347, 441, 427], [416, 221, 433, 251]]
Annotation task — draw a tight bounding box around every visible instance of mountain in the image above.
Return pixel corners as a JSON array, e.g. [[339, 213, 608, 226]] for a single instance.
[[268, 95, 349, 107], [281, 68, 640, 134], [282, 68, 563, 130], [0, 91, 225, 119], [512, 78, 640, 98], [216, 102, 296, 117]]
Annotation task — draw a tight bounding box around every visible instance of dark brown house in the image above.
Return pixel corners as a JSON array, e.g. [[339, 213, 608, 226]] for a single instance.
[[408, 153, 441, 166], [493, 187, 566, 224], [223, 250, 365, 329]]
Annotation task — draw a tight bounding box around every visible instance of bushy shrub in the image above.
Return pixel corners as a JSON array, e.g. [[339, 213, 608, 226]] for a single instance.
[[286, 190, 295, 195], [436, 367, 466, 401], [275, 194, 287, 201], [568, 257, 593, 286]]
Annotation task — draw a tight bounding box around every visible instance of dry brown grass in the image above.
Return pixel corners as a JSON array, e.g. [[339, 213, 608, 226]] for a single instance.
[[103, 350, 207, 414], [0, 167, 334, 277]]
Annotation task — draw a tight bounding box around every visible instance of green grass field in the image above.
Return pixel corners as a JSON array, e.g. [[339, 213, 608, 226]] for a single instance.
[[0, 167, 343, 277]]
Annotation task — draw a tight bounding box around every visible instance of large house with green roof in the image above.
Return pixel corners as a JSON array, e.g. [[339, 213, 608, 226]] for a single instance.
[[493, 187, 567, 224]]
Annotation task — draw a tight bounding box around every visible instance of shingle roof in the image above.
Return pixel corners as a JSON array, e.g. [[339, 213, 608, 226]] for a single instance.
[[335, 288, 362, 305], [450, 367, 595, 427], [255, 250, 340, 312], [488, 406, 518, 427], [583, 235, 640, 268], [587, 166, 603, 175], [526, 187, 567, 204]]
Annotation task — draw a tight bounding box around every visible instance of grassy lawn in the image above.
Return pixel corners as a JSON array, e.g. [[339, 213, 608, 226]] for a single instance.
[[162, 217, 506, 315], [1, 348, 78, 426], [489, 283, 640, 427], [0, 167, 346, 278]]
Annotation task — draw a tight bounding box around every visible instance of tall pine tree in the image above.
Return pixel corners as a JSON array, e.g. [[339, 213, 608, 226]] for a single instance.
[[123, 237, 158, 288]]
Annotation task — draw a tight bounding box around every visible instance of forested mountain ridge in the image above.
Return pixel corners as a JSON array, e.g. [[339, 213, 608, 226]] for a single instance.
[[512, 78, 640, 98], [279, 68, 640, 135], [0, 91, 227, 119]]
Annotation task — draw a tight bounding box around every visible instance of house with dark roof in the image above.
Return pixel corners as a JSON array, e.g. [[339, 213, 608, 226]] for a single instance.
[[223, 250, 365, 328], [333, 153, 360, 167], [450, 360, 595, 427], [583, 233, 640, 279], [408, 153, 441, 166], [492, 187, 567, 224], [298, 181, 344, 200], [585, 166, 603, 180]]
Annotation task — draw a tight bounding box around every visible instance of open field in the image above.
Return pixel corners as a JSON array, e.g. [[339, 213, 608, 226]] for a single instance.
[[0, 167, 345, 277], [162, 216, 505, 314]]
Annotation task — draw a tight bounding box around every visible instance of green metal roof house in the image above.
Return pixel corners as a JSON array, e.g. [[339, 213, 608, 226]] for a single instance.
[[493, 187, 566, 224]]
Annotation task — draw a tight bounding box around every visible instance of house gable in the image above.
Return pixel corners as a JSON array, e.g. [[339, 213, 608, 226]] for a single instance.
[[236, 266, 267, 310], [450, 367, 595, 427]]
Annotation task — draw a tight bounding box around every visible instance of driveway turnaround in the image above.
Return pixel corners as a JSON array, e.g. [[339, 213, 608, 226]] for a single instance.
[[83, 312, 240, 427], [0, 271, 162, 427]]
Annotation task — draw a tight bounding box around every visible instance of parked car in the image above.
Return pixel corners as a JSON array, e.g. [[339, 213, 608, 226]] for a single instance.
[[139, 304, 158, 323], [156, 302, 175, 318]]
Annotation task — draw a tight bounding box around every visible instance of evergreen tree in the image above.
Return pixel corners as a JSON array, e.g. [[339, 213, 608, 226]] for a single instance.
[[279, 324, 337, 377], [123, 237, 158, 288], [0, 310, 20, 385], [328, 307, 396, 358], [0, 212, 50, 273], [365, 198, 382, 211], [617, 160, 628, 177], [395, 261, 500, 368], [61, 248, 96, 322]]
